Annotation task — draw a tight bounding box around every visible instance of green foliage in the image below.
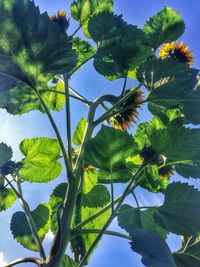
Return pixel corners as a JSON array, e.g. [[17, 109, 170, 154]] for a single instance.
[[130, 229, 176, 267], [118, 205, 167, 239], [61, 255, 78, 267], [155, 182, 200, 235], [11, 204, 50, 251], [70, 0, 113, 37], [89, 12, 150, 80], [0, 188, 17, 211], [82, 184, 110, 207], [85, 125, 134, 171], [73, 116, 87, 146], [83, 169, 98, 194], [143, 6, 185, 49], [0, 143, 12, 166], [19, 138, 62, 183]]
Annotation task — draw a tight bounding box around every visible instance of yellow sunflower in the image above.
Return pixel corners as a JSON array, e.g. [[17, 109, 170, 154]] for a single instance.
[[159, 42, 193, 66], [112, 90, 143, 131], [50, 11, 69, 29]]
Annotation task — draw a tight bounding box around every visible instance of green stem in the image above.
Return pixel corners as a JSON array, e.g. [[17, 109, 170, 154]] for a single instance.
[[4, 257, 41, 267], [78, 164, 145, 266], [71, 25, 82, 37], [64, 75, 72, 170], [33, 89, 73, 179], [71, 229, 131, 241], [120, 75, 128, 97]]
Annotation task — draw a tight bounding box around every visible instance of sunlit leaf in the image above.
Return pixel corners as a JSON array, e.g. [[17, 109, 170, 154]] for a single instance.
[[11, 204, 50, 251], [0, 188, 17, 211], [130, 229, 176, 267], [143, 6, 185, 49], [83, 169, 98, 194], [155, 182, 200, 235], [73, 116, 87, 146], [0, 143, 12, 166], [72, 37, 95, 72], [70, 0, 113, 37], [19, 138, 62, 183], [85, 125, 135, 172], [82, 184, 110, 207]]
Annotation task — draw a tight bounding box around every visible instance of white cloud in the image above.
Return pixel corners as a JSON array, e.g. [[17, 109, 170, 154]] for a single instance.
[[0, 252, 6, 266]]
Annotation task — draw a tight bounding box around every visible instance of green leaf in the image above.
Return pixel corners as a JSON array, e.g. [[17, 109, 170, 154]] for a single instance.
[[73, 116, 87, 146], [130, 229, 176, 267], [0, 0, 76, 115], [11, 203, 50, 251], [175, 160, 200, 179], [89, 12, 151, 80], [83, 169, 98, 194], [143, 6, 185, 49], [82, 184, 110, 207], [19, 138, 62, 183], [0, 188, 17, 211], [136, 58, 191, 92], [0, 143, 12, 166], [173, 254, 200, 267], [70, 0, 113, 38], [0, 79, 66, 115], [85, 125, 135, 172], [118, 205, 167, 239], [49, 183, 67, 234], [155, 182, 200, 235], [150, 127, 200, 162], [72, 37, 95, 71], [98, 169, 132, 184], [61, 255, 78, 267]]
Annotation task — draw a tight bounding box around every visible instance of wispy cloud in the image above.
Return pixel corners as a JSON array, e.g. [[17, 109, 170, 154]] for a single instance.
[[0, 252, 6, 267]]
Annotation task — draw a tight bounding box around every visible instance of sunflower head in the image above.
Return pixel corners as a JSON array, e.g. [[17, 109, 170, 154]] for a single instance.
[[158, 165, 174, 179], [50, 11, 69, 30], [112, 89, 143, 131], [159, 42, 193, 66]]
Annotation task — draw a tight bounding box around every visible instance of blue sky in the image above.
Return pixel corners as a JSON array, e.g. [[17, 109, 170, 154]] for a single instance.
[[0, 1, 200, 266]]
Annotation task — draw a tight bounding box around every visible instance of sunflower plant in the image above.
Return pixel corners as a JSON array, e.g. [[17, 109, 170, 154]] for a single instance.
[[0, 1, 200, 267]]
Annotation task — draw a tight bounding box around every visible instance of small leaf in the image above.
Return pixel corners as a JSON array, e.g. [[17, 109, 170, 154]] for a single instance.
[[82, 184, 110, 207], [48, 183, 67, 233], [19, 138, 62, 183], [118, 205, 167, 239], [130, 229, 176, 267], [143, 6, 185, 49], [73, 117, 87, 146], [0, 143, 12, 166], [0, 188, 17, 211], [11, 204, 50, 251], [72, 38, 95, 71], [155, 182, 200, 235], [70, 0, 113, 38]]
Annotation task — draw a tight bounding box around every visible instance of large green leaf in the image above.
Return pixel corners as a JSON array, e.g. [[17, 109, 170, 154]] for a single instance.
[[73, 116, 87, 146], [0, 0, 76, 115], [83, 169, 98, 194], [70, 0, 113, 37], [85, 125, 135, 172], [175, 160, 200, 179], [154, 182, 200, 235], [98, 169, 132, 184], [72, 38, 95, 72], [11, 204, 50, 251], [82, 184, 110, 207], [143, 6, 185, 49], [0, 188, 17, 211], [61, 255, 78, 267], [19, 138, 62, 183], [0, 79, 66, 115], [118, 205, 167, 239], [48, 183, 67, 233], [130, 229, 176, 267], [136, 58, 192, 92], [0, 143, 12, 166], [89, 12, 150, 80]]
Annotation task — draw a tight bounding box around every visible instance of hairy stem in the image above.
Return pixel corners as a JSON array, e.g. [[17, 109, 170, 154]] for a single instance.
[[5, 257, 41, 267]]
